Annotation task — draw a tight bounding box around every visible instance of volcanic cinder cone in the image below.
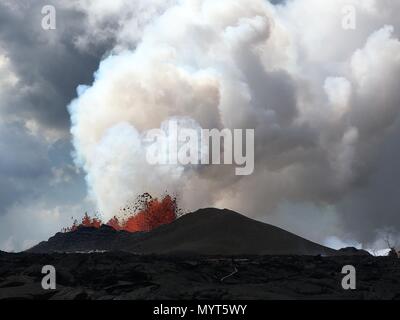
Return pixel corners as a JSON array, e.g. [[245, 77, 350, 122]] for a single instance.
[[28, 208, 336, 256]]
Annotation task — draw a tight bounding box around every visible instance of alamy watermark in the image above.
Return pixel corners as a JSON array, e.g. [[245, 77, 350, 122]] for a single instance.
[[341, 265, 356, 290], [144, 121, 255, 176], [41, 265, 56, 290], [40, 5, 356, 32], [342, 5, 356, 30], [41, 5, 56, 30]]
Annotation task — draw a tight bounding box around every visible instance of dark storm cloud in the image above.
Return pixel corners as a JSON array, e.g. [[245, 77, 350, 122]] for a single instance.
[[0, 1, 112, 218], [0, 0, 111, 131]]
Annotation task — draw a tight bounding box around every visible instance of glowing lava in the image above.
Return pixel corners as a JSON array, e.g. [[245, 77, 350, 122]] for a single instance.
[[63, 193, 179, 233]]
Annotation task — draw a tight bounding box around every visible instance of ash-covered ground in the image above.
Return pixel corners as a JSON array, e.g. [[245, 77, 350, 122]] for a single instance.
[[1, 251, 400, 300]]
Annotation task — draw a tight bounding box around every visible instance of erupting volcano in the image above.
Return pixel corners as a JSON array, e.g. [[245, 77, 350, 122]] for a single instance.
[[32, 208, 340, 256], [63, 193, 179, 233]]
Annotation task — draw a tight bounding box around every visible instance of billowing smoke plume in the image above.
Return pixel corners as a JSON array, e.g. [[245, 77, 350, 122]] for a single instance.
[[68, 0, 400, 246]]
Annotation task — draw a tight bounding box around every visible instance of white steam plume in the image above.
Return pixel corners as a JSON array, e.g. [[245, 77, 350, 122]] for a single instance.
[[68, 0, 400, 246]]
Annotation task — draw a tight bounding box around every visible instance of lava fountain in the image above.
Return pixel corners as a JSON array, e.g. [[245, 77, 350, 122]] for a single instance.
[[63, 193, 179, 233]]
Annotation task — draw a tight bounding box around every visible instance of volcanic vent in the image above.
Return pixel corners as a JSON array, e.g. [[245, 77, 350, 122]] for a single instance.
[[63, 193, 180, 233]]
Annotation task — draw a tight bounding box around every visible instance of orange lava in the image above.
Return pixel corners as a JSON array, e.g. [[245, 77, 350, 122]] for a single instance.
[[63, 194, 179, 233]]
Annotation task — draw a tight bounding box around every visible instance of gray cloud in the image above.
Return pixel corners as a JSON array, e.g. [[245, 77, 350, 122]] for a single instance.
[[0, 0, 111, 132], [0, 0, 109, 250], [0, 123, 49, 211]]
